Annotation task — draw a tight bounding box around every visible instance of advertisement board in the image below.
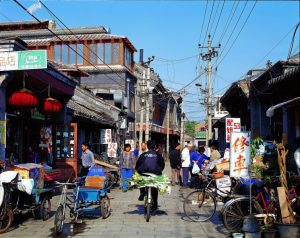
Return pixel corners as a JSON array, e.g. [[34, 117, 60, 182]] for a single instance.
[[226, 118, 241, 143]]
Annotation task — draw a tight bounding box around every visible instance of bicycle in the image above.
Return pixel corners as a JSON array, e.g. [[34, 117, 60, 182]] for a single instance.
[[138, 173, 159, 222], [183, 173, 240, 222]]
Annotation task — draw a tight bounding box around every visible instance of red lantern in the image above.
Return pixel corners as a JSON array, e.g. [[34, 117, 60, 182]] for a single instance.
[[41, 97, 62, 114], [9, 88, 39, 109]]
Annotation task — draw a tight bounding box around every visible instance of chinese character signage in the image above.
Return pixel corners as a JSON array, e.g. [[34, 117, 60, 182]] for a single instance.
[[107, 142, 117, 158], [226, 118, 241, 143], [0, 50, 47, 71], [101, 129, 112, 144], [230, 132, 250, 177]]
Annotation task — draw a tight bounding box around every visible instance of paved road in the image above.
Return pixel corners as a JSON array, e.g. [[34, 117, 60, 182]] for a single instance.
[[2, 162, 229, 238]]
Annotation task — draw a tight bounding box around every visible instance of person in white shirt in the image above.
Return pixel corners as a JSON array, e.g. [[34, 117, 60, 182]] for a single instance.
[[181, 142, 193, 187]]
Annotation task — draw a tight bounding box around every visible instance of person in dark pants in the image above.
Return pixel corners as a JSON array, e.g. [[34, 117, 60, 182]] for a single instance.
[[169, 142, 181, 186], [135, 140, 165, 211]]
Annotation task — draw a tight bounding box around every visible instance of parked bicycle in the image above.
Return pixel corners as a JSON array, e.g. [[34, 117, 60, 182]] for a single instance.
[[183, 173, 240, 222]]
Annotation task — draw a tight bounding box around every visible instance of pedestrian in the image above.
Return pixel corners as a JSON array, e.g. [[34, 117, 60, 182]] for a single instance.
[[135, 140, 165, 211], [80, 142, 95, 176], [133, 142, 139, 159], [190, 146, 208, 188], [119, 143, 136, 192], [181, 142, 193, 187], [169, 142, 181, 186], [141, 142, 148, 153], [210, 144, 221, 162]]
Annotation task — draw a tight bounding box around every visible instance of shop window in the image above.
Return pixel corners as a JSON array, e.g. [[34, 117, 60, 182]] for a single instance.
[[54, 44, 61, 63], [69, 44, 76, 64], [105, 43, 111, 64], [97, 43, 104, 64], [112, 43, 119, 64], [77, 44, 84, 65], [62, 44, 68, 64], [89, 43, 97, 65]]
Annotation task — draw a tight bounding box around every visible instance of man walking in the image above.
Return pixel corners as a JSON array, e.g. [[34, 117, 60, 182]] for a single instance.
[[181, 142, 192, 187], [80, 142, 95, 176]]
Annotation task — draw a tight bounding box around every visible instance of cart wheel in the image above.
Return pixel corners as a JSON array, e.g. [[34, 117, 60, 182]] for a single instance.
[[105, 173, 114, 190], [41, 198, 51, 221], [54, 205, 64, 234], [100, 195, 111, 219], [0, 206, 13, 234]]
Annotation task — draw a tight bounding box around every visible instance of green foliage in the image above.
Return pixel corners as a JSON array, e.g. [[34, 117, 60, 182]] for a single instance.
[[185, 121, 198, 135], [250, 136, 264, 159]]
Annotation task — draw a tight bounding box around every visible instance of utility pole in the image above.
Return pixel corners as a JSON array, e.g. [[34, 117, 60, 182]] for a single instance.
[[138, 70, 146, 155], [145, 67, 151, 142], [144, 57, 154, 143], [166, 95, 170, 160], [179, 91, 185, 150], [199, 35, 220, 146]]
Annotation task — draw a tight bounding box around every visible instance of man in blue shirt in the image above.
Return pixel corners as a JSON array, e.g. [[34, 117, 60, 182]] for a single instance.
[[190, 146, 208, 188], [80, 142, 95, 176]]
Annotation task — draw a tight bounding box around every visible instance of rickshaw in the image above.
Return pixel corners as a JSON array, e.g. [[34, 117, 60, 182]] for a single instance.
[[54, 175, 111, 234]]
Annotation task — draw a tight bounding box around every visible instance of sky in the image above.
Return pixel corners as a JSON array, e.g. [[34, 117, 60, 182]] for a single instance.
[[0, 0, 299, 122]]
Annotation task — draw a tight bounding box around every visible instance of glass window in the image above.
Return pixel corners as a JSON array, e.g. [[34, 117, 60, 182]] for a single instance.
[[69, 44, 76, 64], [125, 47, 132, 66], [54, 44, 61, 63], [77, 44, 84, 65], [97, 43, 104, 64], [112, 43, 119, 64], [105, 43, 111, 64], [62, 44, 68, 64], [89, 44, 97, 65]]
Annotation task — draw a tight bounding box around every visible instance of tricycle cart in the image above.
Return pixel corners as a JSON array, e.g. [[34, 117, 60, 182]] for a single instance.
[[54, 176, 111, 234]]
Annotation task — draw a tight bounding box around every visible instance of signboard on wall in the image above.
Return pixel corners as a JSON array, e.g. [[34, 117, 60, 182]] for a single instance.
[[56, 125, 76, 159], [226, 118, 241, 143], [230, 132, 250, 178], [101, 129, 112, 144], [0, 50, 47, 71]]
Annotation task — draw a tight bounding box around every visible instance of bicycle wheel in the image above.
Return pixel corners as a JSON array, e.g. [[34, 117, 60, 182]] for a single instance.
[[145, 187, 151, 222], [54, 205, 64, 234], [223, 197, 263, 233], [100, 195, 111, 219], [0, 206, 13, 234], [183, 190, 216, 222]]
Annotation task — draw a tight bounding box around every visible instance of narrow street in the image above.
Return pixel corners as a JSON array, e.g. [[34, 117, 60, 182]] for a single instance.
[[2, 161, 228, 238]]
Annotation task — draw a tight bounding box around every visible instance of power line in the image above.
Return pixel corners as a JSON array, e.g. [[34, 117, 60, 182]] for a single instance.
[[217, 0, 248, 61], [211, 0, 226, 41], [198, 0, 209, 45], [217, 1, 257, 67], [201, 0, 215, 48], [218, 0, 239, 43], [155, 54, 200, 63], [0, 10, 13, 22]]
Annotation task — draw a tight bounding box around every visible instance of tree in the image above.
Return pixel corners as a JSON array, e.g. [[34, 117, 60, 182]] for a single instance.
[[185, 121, 198, 135]]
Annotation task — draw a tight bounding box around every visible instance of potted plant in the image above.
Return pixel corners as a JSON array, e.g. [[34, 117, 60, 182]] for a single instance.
[[250, 137, 268, 179], [261, 222, 277, 238]]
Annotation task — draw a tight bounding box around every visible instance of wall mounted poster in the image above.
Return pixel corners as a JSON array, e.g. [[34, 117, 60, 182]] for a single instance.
[[56, 124, 76, 159]]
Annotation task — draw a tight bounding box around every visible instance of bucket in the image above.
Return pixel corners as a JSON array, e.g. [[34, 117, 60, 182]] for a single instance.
[[261, 229, 276, 238], [232, 233, 244, 238], [244, 231, 261, 238], [276, 223, 300, 238]]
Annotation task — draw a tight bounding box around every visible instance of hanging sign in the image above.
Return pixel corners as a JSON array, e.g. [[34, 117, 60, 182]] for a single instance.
[[230, 132, 250, 177], [0, 50, 47, 71], [226, 118, 241, 143], [107, 142, 117, 158]]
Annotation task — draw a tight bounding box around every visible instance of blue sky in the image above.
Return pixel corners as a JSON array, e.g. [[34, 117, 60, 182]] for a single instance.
[[1, 0, 299, 121]]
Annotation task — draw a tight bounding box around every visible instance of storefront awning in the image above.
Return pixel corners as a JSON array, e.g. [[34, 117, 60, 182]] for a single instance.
[[67, 99, 115, 126], [266, 97, 300, 117]]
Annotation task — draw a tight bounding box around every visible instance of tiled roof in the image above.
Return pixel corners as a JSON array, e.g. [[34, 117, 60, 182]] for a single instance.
[[268, 65, 300, 86], [67, 99, 114, 126]]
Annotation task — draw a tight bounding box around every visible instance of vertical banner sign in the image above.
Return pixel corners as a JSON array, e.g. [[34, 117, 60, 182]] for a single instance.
[[101, 129, 112, 144], [226, 118, 241, 143], [230, 132, 250, 177], [107, 142, 117, 158]]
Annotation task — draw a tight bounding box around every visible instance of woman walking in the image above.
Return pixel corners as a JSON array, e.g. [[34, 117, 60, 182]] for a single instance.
[[119, 144, 136, 192]]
